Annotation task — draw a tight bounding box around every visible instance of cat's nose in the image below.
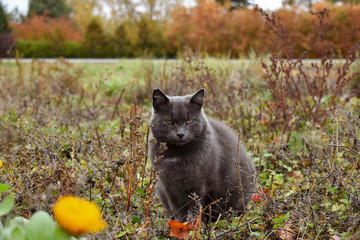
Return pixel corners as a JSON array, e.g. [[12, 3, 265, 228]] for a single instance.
[[176, 133, 185, 139]]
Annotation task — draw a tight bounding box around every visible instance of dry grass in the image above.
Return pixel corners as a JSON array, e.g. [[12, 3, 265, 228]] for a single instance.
[[0, 8, 359, 239]]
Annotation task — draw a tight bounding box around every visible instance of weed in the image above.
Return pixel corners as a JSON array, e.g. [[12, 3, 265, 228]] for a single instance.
[[0, 27, 359, 239], [255, 6, 360, 143]]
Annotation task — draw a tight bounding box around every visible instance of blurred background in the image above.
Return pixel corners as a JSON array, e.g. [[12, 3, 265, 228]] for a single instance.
[[0, 0, 359, 59]]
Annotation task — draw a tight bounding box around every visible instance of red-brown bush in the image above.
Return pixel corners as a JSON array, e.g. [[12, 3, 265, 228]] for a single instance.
[[168, 1, 360, 58], [10, 15, 82, 42]]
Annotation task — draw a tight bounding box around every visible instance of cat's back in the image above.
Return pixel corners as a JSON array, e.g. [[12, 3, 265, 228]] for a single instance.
[[208, 117, 238, 148], [207, 117, 253, 168]]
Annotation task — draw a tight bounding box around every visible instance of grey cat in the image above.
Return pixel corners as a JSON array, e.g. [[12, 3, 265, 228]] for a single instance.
[[149, 88, 255, 222]]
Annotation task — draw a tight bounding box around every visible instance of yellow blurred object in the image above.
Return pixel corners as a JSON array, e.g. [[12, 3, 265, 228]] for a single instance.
[[53, 195, 107, 235]]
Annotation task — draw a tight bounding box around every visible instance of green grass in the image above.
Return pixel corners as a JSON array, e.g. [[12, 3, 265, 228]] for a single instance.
[[0, 57, 359, 239]]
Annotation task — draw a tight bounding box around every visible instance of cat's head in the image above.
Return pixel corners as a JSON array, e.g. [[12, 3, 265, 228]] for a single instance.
[[150, 88, 208, 146]]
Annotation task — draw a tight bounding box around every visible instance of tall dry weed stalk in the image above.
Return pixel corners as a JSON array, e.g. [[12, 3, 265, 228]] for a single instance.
[[255, 6, 360, 140]]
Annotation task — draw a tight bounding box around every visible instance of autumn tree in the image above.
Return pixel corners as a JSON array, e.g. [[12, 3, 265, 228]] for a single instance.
[[215, 0, 250, 9], [167, 1, 266, 57], [8, 7, 24, 24], [28, 0, 71, 18], [282, 0, 313, 8], [103, 0, 181, 32], [326, 0, 360, 3], [0, 2, 14, 57], [11, 15, 82, 42], [137, 16, 166, 57], [113, 23, 131, 57], [0, 1, 9, 32], [66, 0, 104, 33], [83, 19, 112, 57], [139, 0, 182, 20]]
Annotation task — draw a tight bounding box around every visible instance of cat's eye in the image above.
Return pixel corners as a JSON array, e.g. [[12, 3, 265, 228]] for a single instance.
[[165, 120, 174, 125], [186, 119, 194, 124]]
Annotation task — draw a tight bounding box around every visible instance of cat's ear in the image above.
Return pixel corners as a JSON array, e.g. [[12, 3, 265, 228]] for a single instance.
[[152, 88, 169, 109], [189, 88, 205, 109]]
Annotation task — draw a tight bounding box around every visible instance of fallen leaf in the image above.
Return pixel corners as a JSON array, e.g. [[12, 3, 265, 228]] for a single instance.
[[252, 193, 262, 203], [265, 100, 276, 111], [168, 219, 193, 240], [252, 187, 275, 202], [276, 223, 296, 240], [331, 235, 342, 240], [288, 172, 296, 178]]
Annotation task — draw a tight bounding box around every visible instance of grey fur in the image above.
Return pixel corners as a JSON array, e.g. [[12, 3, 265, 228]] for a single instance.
[[149, 88, 255, 221]]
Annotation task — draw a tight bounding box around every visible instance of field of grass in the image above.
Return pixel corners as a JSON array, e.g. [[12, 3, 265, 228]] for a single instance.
[[0, 54, 359, 239]]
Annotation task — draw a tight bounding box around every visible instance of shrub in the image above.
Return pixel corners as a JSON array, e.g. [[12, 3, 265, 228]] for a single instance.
[[112, 24, 132, 58], [10, 14, 82, 42], [168, 1, 360, 58], [9, 1, 360, 58], [62, 41, 84, 58], [28, 0, 71, 18], [255, 5, 360, 140], [82, 19, 113, 58], [16, 40, 84, 58], [0, 2, 10, 33], [167, 1, 268, 58], [0, 2, 15, 58], [16, 40, 52, 58], [137, 17, 167, 58], [0, 33, 15, 58]]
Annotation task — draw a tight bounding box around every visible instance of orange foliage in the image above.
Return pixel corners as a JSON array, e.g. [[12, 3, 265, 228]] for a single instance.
[[252, 187, 275, 202], [9, 1, 360, 58], [167, 1, 266, 57], [168, 219, 197, 240], [10, 15, 82, 42], [324, 2, 360, 56], [168, 1, 360, 58]]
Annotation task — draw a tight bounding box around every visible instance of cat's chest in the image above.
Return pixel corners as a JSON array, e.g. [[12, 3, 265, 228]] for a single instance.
[[158, 156, 209, 186]]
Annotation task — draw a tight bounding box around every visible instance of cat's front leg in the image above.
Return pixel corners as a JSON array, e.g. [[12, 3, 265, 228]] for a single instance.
[[160, 184, 194, 221], [165, 189, 190, 222], [156, 180, 174, 217], [172, 186, 208, 222]]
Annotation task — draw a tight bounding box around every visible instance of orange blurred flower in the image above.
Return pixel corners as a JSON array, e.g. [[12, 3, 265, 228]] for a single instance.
[[52, 195, 106, 235]]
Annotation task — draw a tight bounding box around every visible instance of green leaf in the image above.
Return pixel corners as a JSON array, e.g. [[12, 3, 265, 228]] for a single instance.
[[0, 184, 9, 193], [273, 173, 284, 185], [8, 216, 29, 227], [6, 216, 29, 231], [8, 226, 26, 240], [132, 215, 141, 223], [251, 232, 264, 237], [283, 211, 291, 222], [53, 226, 71, 240], [135, 188, 145, 196], [214, 220, 226, 229], [0, 193, 15, 216], [25, 211, 56, 240], [273, 211, 291, 225], [2, 217, 28, 240], [116, 232, 127, 238], [0, 223, 4, 240], [283, 190, 296, 198], [331, 203, 346, 212], [264, 153, 274, 158]]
